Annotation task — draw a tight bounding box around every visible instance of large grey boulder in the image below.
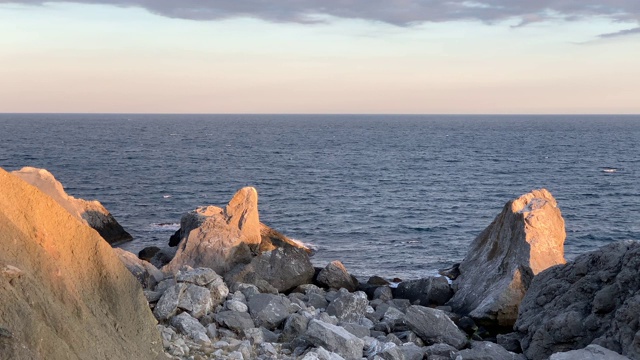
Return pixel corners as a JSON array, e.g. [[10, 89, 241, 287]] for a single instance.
[[515, 240, 640, 360], [326, 289, 369, 324], [549, 344, 632, 360], [316, 261, 358, 292], [394, 276, 453, 306], [447, 189, 566, 327], [170, 312, 211, 345], [225, 246, 315, 293], [11, 167, 132, 244], [214, 311, 256, 333], [304, 319, 364, 360], [248, 293, 294, 330], [405, 305, 467, 349], [455, 341, 522, 360]]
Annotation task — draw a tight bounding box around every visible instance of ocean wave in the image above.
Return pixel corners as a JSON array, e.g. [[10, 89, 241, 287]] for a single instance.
[[147, 222, 181, 231]]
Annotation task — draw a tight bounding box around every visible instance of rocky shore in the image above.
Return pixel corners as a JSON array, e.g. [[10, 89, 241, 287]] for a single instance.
[[1, 166, 638, 360]]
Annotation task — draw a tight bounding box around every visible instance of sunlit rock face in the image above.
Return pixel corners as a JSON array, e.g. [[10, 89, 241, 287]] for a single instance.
[[164, 187, 262, 275], [11, 166, 132, 244], [0, 168, 163, 360], [447, 188, 566, 327]]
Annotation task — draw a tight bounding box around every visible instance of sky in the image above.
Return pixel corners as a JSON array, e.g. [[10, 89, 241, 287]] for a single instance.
[[0, 1, 639, 114]]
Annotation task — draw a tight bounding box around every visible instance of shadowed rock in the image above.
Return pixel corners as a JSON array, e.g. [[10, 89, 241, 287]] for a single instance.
[[406, 305, 467, 349], [515, 240, 640, 360], [0, 168, 162, 360], [447, 189, 566, 327], [317, 261, 358, 292], [11, 166, 132, 244]]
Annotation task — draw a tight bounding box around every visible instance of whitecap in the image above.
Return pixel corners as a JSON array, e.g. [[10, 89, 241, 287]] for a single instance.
[[602, 168, 617, 173], [148, 223, 181, 231], [163, 194, 172, 198]]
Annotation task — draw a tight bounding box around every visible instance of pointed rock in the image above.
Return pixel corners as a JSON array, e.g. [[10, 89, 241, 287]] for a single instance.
[[447, 189, 566, 327]]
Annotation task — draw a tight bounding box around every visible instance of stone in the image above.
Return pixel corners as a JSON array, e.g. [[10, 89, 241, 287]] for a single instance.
[[178, 283, 213, 318], [225, 299, 248, 312], [394, 276, 453, 306], [455, 341, 521, 359], [176, 266, 221, 286], [0, 168, 162, 359], [225, 245, 315, 293], [113, 248, 164, 289], [248, 293, 294, 330], [154, 283, 187, 321], [515, 240, 640, 360], [549, 344, 632, 360], [424, 343, 459, 359], [11, 166, 133, 244], [447, 189, 566, 327], [171, 312, 211, 345], [301, 346, 346, 360], [379, 343, 425, 360], [282, 313, 311, 342], [373, 286, 394, 301], [316, 261, 358, 292], [341, 323, 370, 338], [304, 319, 365, 360], [326, 289, 369, 323], [497, 332, 523, 353], [405, 305, 467, 349], [214, 311, 256, 333], [163, 187, 261, 274]]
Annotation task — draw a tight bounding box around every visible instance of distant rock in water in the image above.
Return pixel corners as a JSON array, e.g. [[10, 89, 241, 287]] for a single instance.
[[164, 187, 311, 275], [447, 188, 566, 327], [11, 166, 132, 244], [516, 240, 640, 360], [0, 168, 162, 360]]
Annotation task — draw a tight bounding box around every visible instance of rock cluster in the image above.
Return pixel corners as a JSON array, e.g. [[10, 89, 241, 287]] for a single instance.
[[11, 166, 132, 244]]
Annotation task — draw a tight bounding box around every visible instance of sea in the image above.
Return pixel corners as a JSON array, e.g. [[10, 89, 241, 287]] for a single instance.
[[1, 114, 638, 279]]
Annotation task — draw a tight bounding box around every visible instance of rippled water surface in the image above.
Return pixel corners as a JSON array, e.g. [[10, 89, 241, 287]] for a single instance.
[[1, 114, 638, 278]]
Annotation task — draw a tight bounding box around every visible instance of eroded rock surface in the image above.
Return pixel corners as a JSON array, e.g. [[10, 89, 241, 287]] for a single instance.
[[447, 189, 566, 327], [516, 240, 640, 360], [0, 168, 162, 360], [11, 166, 132, 244]]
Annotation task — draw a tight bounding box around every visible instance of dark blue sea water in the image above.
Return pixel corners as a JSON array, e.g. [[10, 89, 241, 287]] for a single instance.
[[1, 114, 638, 279]]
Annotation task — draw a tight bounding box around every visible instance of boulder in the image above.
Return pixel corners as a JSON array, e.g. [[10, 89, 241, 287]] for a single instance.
[[515, 240, 640, 360], [326, 289, 369, 324], [394, 276, 453, 306], [405, 305, 467, 349], [214, 311, 256, 333], [304, 319, 364, 360], [170, 312, 211, 345], [455, 341, 522, 359], [177, 283, 214, 319], [549, 344, 632, 360], [316, 261, 358, 292], [447, 189, 566, 327], [248, 293, 294, 330], [114, 248, 164, 289], [0, 168, 162, 360], [225, 246, 315, 293], [379, 343, 425, 360], [163, 187, 311, 276], [163, 187, 261, 274], [11, 167, 133, 244], [154, 283, 187, 321]]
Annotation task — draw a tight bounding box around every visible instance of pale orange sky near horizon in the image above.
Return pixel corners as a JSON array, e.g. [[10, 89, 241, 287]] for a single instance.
[[1, 3, 639, 114]]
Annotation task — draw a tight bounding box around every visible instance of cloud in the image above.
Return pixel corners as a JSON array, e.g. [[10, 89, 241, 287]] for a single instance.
[[598, 26, 640, 38], [3, 0, 640, 29]]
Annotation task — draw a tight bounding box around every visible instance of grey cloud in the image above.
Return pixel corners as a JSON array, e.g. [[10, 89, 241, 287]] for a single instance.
[[3, 0, 640, 29], [599, 26, 640, 38]]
